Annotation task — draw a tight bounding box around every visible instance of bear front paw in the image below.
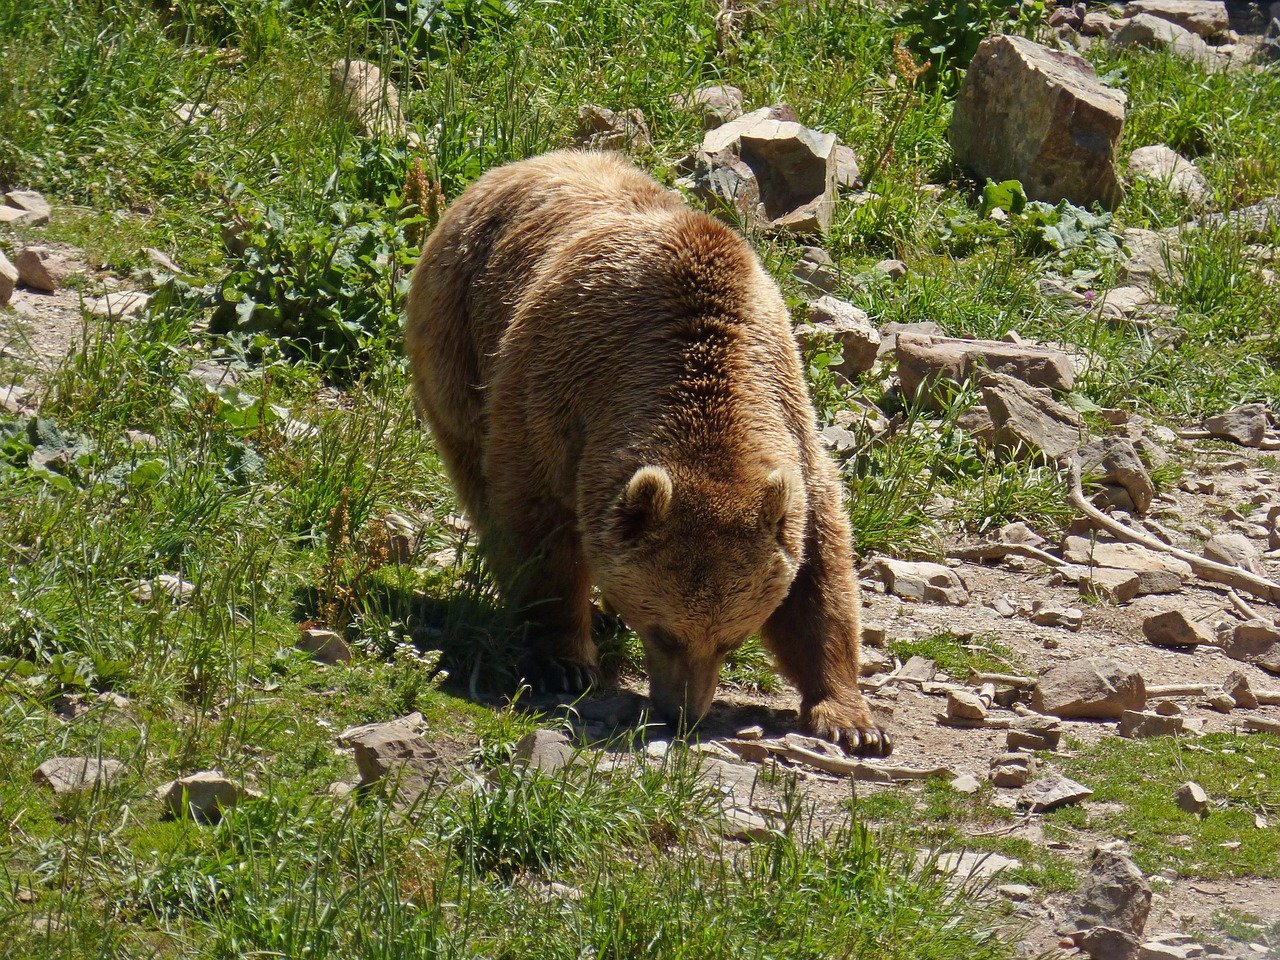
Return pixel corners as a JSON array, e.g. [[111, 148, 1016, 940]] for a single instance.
[[519, 656, 600, 696], [802, 696, 893, 757]]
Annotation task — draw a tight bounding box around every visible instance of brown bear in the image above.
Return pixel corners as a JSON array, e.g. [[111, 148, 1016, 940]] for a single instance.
[[405, 150, 889, 755]]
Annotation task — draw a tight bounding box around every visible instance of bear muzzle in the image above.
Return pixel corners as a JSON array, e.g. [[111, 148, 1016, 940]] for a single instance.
[[644, 647, 721, 730]]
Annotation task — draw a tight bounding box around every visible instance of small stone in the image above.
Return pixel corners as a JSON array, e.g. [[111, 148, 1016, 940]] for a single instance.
[[34, 756, 125, 795], [514, 729, 574, 775], [1067, 848, 1152, 939], [339, 712, 440, 788], [720, 806, 771, 841], [157, 770, 259, 823], [1118, 709, 1184, 738], [1007, 715, 1063, 751], [834, 144, 860, 189], [671, 83, 744, 130], [1153, 700, 1182, 717], [1080, 926, 1142, 960], [574, 104, 651, 153], [1138, 934, 1207, 960], [796, 295, 880, 378], [897, 333, 1075, 403], [1202, 533, 1263, 576], [1083, 567, 1142, 604], [1032, 657, 1146, 719], [84, 290, 151, 320], [1175, 781, 1208, 814], [1078, 437, 1156, 515], [991, 762, 1033, 788], [874, 258, 907, 279], [998, 883, 1036, 901], [15, 246, 68, 293], [1061, 538, 1191, 594], [1124, 0, 1228, 37], [129, 574, 196, 602], [869, 558, 970, 605], [1202, 404, 1269, 448], [4, 189, 51, 225], [1111, 13, 1216, 63], [1031, 602, 1084, 631], [950, 773, 982, 794], [329, 59, 407, 140], [297, 627, 352, 665], [1220, 620, 1280, 674], [1142, 609, 1213, 649], [980, 371, 1086, 460], [1127, 145, 1208, 203], [1021, 773, 1093, 811], [0, 250, 17, 306], [898, 656, 937, 684], [1203, 693, 1235, 713], [1222, 670, 1257, 709], [947, 690, 988, 721]]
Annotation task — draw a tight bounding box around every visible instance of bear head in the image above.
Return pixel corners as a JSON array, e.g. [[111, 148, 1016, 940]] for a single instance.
[[589, 463, 807, 727]]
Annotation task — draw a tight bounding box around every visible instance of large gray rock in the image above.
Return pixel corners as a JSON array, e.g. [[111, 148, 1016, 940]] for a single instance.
[[951, 36, 1126, 210], [1032, 657, 1146, 719], [1124, 0, 1228, 37], [796, 296, 879, 378], [1202, 533, 1263, 576], [1021, 773, 1093, 811], [1127, 145, 1208, 203], [514, 729, 575, 775], [896, 333, 1074, 402], [695, 107, 837, 234], [329, 59, 407, 140], [1066, 849, 1152, 940], [15, 246, 71, 293], [1142, 609, 1212, 648], [1110, 13, 1216, 63], [1077, 437, 1155, 515], [980, 371, 1086, 460], [34, 756, 125, 795]]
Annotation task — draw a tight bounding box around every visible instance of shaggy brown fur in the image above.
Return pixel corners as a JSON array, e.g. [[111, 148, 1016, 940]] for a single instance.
[[405, 150, 889, 754]]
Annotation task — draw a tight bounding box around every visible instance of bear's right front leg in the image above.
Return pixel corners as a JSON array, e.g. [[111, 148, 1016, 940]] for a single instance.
[[483, 501, 598, 695], [761, 478, 891, 757]]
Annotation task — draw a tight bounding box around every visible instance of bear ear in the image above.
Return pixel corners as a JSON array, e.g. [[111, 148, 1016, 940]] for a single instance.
[[616, 465, 673, 539], [759, 468, 801, 537]]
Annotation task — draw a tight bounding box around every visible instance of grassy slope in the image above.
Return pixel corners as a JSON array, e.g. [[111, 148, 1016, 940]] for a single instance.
[[1, 0, 1279, 956]]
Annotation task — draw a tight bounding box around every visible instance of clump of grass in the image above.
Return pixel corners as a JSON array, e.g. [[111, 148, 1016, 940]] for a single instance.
[[889, 631, 1024, 678], [1054, 732, 1280, 879]]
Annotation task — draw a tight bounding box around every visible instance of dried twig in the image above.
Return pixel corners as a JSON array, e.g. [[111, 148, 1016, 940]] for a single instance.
[[1228, 589, 1263, 622], [1067, 460, 1280, 605], [968, 669, 1036, 690], [948, 541, 1074, 571]]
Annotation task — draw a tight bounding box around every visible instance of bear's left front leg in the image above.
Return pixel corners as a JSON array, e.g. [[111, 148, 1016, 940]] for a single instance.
[[761, 475, 891, 757]]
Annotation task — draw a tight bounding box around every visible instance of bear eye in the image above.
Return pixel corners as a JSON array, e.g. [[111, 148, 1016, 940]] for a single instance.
[[648, 626, 681, 654]]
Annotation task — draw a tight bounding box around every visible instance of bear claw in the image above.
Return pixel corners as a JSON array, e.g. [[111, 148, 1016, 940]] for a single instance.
[[520, 657, 599, 695], [804, 698, 893, 757]]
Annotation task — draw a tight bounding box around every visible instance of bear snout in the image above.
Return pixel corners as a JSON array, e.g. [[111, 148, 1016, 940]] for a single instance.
[[644, 645, 721, 730]]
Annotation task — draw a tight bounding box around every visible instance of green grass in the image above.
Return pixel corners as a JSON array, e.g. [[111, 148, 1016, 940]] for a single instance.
[[1054, 733, 1280, 880], [889, 631, 1024, 678], [2, 0, 1279, 954]]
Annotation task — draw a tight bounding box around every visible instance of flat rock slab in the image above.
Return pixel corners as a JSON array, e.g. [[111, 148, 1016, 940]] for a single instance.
[[514, 729, 574, 775], [951, 36, 1126, 210], [1032, 656, 1146, 719], [1202, 404, 1269, 447], [1111, 13, 1216, 64], [1061, 537, 1191, 594], [1123, 0, 1228, 37], [896, 333, 1075, 402], [34, 756, 125, 794], [868, 558, 970, 605], [1020, 773, 1093, 811], [1119, 709, 1184, 738], [1127, 145, 1207, 203], [931, 850, 1022, 881], [1220, 620, 1280, 674]]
